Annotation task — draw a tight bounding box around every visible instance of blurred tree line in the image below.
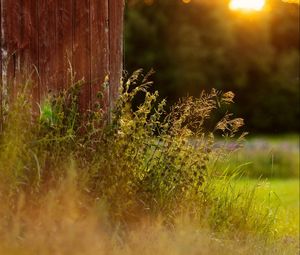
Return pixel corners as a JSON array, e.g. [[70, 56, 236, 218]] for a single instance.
[[125, 0, 299, 133]]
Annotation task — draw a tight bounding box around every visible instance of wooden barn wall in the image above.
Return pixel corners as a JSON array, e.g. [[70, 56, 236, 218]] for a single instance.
[[0, 0, 124, 125]]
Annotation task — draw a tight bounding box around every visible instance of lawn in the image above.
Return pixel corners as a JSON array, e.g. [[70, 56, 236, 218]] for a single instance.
[[235, 178, 299, 237], [218, 135, 299, 179]]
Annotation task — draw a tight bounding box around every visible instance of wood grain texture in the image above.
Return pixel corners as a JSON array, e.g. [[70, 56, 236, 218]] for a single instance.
[[0, 0, 2, 131], [22, 0, 39, 109], [0, 0, 124, 118], [38, 0, 58, 99], [3, 1, 22, 101], [90, 0, 109, 110], [73, 0, 91, 111], [57, 0, 73, 91], [109, 0, 124, 109]]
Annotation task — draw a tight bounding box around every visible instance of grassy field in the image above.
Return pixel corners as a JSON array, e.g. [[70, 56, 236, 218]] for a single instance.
[[0, 79, 298, 254], [235, 178, 299, 238], [215, 135, 299, 179], [231, 135, 299, 239]]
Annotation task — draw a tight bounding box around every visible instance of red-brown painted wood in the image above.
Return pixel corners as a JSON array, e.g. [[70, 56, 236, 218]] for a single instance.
[[38, 0, 58, 100], [22, 0, 39, 109], [90, 0, 109, 110], [57, 0, 73, 91], [73, 0, 91, 112], [109, 0, 124, 109], [0, 0, 124, 119], [0, 0, 2, 131], [3, 1, 22, 101]]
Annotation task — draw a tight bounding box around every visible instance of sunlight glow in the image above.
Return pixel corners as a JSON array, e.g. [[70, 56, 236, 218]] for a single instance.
[[229, 0, 266, 11]]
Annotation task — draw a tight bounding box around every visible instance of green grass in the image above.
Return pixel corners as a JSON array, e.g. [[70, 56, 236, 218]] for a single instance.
[[0, 73, 298, 254], [216, 136, 299, 179], [231, 135, 299, 238], [235, 178, 299, 238], [247, 134, 299, 144]]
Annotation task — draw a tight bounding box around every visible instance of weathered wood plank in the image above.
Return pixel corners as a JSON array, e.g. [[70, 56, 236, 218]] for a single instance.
[[90, 0, 109, 110], [38, 0, 58, 100], [57, 0, 73, 91], [22, 0, 39, 108], [0, 0, 2, 131], [0, 0, 124, 117], [73, 0, 91, 111], [2, 1, 23, 101], [109, 0, 124, 109]]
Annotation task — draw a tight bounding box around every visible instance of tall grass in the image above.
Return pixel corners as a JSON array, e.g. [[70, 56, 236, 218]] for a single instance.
[[0, 70, 297, 254]]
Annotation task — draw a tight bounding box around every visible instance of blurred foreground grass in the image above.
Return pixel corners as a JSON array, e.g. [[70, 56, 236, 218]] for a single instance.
[[0, 177, 298, 255]]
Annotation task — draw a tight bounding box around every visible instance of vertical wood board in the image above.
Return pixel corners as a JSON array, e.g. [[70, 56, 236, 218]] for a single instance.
[[0, 0, 123, 118], [91, 0, 109, 110]]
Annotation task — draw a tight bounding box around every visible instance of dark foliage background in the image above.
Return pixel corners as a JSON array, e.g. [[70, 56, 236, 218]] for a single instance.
[[124, 0, 299, 133]]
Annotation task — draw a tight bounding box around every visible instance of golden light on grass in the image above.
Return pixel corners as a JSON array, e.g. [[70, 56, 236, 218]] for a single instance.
[[229, 0, 265, 11]]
